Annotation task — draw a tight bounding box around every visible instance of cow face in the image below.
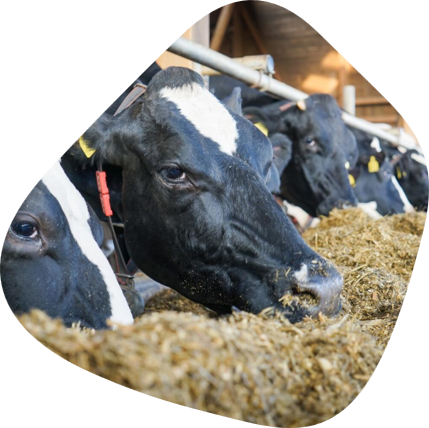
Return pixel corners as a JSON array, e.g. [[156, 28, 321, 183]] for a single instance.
[[279, 96, 359, 216], [393, 150, 428, 211], [350, 131, 415, 215], [351, 155, 408, 215], [0, 162, 134, 329], [80, 67, 343, 322], [244, 95, 359, 217]]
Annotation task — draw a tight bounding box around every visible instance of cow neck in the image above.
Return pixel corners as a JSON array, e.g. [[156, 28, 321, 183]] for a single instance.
[[91, 84, 147, 311], [95, 163, 133, 282]]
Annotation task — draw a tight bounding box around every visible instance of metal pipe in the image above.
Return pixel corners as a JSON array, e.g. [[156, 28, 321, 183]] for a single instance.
[[168, 37, 307, 100], [343, 85, 356, 116], [201, 54, 275, 76], [168, 37, 421, 153]]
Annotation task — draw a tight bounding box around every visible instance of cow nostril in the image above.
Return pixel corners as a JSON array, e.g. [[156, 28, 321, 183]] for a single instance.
[[280, 285, 319, 309]]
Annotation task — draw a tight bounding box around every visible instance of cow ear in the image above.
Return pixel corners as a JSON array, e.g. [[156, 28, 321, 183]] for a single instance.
[[270, 133, 293, 175], [79, 104, 142, 167], [222, 87, 242, 116]]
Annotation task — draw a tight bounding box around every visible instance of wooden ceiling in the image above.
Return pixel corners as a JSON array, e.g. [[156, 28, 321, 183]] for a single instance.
[[210, 1, 403, 127]]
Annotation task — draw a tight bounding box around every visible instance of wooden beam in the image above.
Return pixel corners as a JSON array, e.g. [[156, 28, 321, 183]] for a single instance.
[[360, 114, 399, 124], [158, 16, 209, 72], [232, 7, 243, 57], [210, 4, 235, 51], [355, 96, 390, 106], [238, 2, 283, 82], [238, 2, 266, 54], [337, 55, 347, 107]]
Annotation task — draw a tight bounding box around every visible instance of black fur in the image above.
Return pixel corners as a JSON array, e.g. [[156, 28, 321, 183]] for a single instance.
[[244, 95, 358, 217], [64, 67, 344, 322]]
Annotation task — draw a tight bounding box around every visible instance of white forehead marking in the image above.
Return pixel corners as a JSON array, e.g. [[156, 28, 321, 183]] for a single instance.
[[42, 161, 133, 326], [294, 264, 308, 283], [370, 137, 382, 153], [391, 176, 415, 213], [411, 153, 427, 166], [160, 82, 238, 156]]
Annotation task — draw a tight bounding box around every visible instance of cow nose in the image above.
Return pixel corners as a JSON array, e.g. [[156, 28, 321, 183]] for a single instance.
[[291, 262, 343, 316], [316, 196, 357, 217]]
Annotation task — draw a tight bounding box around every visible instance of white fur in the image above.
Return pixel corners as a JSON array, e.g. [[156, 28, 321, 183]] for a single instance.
[[391, 176, 415, 213], [411, 153, 427, 166], [282, 201, 318, 229], [42, 161, 134, 325], [357, 202, 383, 219], [161, 82, 238, 156], [370, 137, 382, 153], [294, 264, 308, 283]]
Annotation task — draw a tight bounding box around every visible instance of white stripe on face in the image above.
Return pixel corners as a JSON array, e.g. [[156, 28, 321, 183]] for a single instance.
[[42, 161, 134, 326], [160, 82, 238, 156], [391, 176, 415, 213]]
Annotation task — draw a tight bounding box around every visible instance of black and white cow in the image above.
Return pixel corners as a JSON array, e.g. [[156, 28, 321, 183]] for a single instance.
[[243, 95, 359, 217], [63, 67, 343, 322], [210, 74, 279, 108], [266, 133, 293, 194], [0, 161, 135, 329], [348, 128, 414, 215], [381, 143, 428, 211], [106, 62, 162, 116]]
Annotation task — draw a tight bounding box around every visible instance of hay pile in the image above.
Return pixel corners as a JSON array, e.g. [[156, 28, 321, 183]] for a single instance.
[[18, 208, 425, 428]]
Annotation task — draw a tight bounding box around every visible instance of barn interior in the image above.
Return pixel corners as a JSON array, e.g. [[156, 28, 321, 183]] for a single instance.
[[157, 0, 417, 141], [10, 2, 426, 428]]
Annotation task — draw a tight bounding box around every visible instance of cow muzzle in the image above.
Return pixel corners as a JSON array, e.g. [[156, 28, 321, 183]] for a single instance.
[[276, 262, 343, 321]]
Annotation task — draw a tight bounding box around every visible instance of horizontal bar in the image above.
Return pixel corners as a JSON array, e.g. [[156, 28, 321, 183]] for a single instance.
[[168, 37, 307, 100], [201, 54, 276, 76], [356, 96, 390, 106], [167, 37, 422, 153]]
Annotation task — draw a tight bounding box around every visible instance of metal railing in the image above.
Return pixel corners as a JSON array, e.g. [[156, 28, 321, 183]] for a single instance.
[[168, 37, 422, 153]]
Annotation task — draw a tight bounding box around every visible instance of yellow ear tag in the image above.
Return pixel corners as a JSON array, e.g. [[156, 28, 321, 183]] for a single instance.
[[396, 166, 402, 179], [79, 136, 96, 158], [368, 156, 380, 173], [254, 122, 269, 137], [348, 174, 356, 187]]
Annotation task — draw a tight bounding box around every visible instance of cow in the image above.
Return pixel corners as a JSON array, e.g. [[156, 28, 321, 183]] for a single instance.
[[210, 74, 279, 108], [348, 128, 414, 215], [243, 95, 359, 217], [106, 62, 162, 116], [381, 143, 428, 211], [0, 161, 137, 329], [266, 133, 292, 194], [62, 66, 343, 323]]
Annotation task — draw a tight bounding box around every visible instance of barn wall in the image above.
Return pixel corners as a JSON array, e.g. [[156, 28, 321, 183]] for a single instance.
[[210, 1, 401, 127]]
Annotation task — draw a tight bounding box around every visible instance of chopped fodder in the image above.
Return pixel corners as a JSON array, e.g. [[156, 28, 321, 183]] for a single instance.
[[144, 287, 213, 316], [302, 208, 423, 346], [20, 309, 382, 428], [16, 209, 425, 427], [303, 208, 423, 282]]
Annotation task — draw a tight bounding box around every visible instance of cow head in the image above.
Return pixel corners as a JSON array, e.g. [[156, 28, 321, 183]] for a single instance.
[[350, 130, 415, 215], [388, 148, 428, 212], [244, 95, 359, 217], [0, 162, 134, 329], [78, 67, 343, 321]]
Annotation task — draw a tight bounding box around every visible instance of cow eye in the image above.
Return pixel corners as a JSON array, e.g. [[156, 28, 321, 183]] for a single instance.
[[160, 165, 187, 183], [10, 220, 38, 239], [166, 167, 186, 180], [305, 137, 316, 147]]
